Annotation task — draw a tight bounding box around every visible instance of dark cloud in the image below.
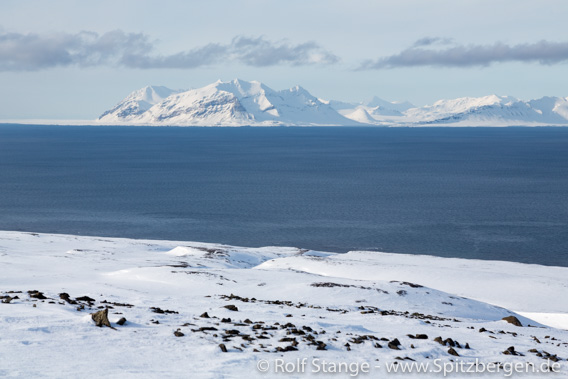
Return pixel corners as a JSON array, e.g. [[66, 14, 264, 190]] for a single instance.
[[359, 39, 568, 69], [0, 29, 339, 71], [412, 37, 453, 48]]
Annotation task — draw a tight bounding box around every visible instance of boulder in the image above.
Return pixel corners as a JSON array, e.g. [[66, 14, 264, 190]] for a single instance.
[[502, 316, 522, 327], [91, 308, 112, 328]]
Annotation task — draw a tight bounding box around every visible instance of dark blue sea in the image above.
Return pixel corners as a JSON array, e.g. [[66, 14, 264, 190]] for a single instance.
[[1, 125, 567, 266]]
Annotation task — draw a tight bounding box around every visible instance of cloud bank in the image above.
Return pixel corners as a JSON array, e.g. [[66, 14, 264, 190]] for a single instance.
[[359, 39, 568, 69], [0, 29, 339, 71]]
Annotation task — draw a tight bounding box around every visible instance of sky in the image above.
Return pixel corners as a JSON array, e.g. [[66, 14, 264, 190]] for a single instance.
[[1, 0, 568, 119]]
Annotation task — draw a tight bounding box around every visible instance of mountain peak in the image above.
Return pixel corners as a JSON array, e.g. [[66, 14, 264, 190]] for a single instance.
[[98, 85, 179, 121], [99, 79, 356, 126], [97, 81, 568, 126]]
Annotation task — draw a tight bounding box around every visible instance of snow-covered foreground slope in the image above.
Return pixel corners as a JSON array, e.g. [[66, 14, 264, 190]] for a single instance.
[[1, 231, 566, 378]]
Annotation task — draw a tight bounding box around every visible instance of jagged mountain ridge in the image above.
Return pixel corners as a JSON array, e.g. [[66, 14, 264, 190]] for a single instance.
[[98, 80, 568, 126], [99, 79, 356, 126], [98, 86, 181, 121]]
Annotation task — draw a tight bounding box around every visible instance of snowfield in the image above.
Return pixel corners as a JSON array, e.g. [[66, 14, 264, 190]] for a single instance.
[[0, 231, 566, 378]]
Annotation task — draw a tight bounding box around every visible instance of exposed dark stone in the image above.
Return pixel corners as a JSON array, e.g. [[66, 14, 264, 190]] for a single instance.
[[479, 327, 487, 333], [101, 300, 134, 308], [224, 305, 238, 312], [91, 308, 111, 328], [150, 307, 178, 314], [219, 344, 228, 352], [76, 296, 96, 303], [279, 337, 296, 343], [408, 334, 428, 339], [174, 329, 185, 337], [200, 312, 210, 318], [116, 317, 127, 326], [502, 316, 522, 327], [448, 347, 459, 356], [28, 290, 47, 300], [59, 293, 77, 304], [199, 327, 218, 332], [388, 338, 401, 350], [276, 346, 298, 352], [316, 342, 327, 350], [444, 338, 456, 347]]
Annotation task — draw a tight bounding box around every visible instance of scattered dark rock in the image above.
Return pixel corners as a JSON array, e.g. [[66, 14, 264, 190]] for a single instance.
[[28, 290, 47, 300], [448, 347, 460, 356], [388, 338, 401, 350], [502, 316, 522, 327], [221, 318, 231, 323], [199, 327, 218, 332], [479, 327, 487, 333], [1, 296, 13, 304], [219, 344, 228, 352], [76, 296, 96, 303], [408, 334, 428, 339], [311, 282, 351, 288], [101, 300, 134, 308], [316, 342, 327, 350], [150, 307, 178, 314], [116, 317, 127, 326], [390, 281, 424, 288], [59, 293, 77, 304], [91, 308, 112, 328], [279, 337, 296, 343], [444, 338, 456, 347], [503, 346, 518, 355], [224, 305, 238, 312], [174, 329, 185, 337], [276, 346, 298, 352], [200, 312, 210, 318]]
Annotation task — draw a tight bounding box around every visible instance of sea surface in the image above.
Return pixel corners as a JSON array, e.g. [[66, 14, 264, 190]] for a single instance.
[[1, 125, 567, 266]]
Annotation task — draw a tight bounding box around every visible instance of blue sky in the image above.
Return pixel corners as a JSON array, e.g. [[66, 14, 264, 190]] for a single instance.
[[1, 0, 568, 119]]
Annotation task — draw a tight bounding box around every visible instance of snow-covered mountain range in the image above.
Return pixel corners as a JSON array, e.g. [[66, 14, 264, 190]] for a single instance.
[[98, 79, 354, 126], [98, 79, 568, 126]]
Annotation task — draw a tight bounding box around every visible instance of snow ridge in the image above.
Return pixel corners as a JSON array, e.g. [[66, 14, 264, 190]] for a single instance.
[[98, 79, 357, 126], [97, 81, 568, 127]]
